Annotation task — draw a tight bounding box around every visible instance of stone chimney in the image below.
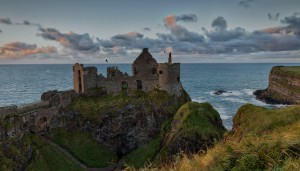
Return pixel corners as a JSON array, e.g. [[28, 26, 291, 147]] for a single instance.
[[168, 52, 172, 64]]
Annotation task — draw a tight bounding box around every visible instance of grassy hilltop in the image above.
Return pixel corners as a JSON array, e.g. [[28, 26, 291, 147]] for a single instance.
[[138, 104, 300, 171]]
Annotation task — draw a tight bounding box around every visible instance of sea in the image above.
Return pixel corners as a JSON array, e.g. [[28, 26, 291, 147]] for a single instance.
[[0, 63, 299, 130]]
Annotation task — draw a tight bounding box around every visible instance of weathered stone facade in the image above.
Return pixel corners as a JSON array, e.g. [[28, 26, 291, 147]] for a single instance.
[[73, 48, 183, 96]]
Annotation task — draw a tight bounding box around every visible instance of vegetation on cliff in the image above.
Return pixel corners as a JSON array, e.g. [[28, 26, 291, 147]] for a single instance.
[[51, 128, 117, 168], [65, 88, 191, 123], [0, 132, 84, 171], [140, 104, 300, 171], [123, 102, 226, 168], [255, 66, 300, 104]]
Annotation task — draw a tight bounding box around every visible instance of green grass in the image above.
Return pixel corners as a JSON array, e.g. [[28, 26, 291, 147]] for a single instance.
[[142, 104, 300, 171], [123, 135, 162, 168], [280, 66, 300, 74], [26, 140, 85, 171], [0, 132, 84, 171], [167, 102, 225, 145], [51, 128, 117, 168], [233, 104, 300, 136], [65, 89, 190, 123]]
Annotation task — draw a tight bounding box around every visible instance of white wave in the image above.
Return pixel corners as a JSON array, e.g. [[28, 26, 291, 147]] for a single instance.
[[220, 114, 231, 120], [208, 90, 243, 97], [243, 89, 255, 96], [214, 105, 226, 115], [224, 97, 247, 103], [192, 98, 206, 103]]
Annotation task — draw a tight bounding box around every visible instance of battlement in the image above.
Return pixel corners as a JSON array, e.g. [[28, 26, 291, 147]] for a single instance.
[[73, 48, 183, 96]]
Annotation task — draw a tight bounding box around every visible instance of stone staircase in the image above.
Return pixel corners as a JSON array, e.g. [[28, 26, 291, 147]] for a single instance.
[[43, 138, 88, 170], [43, 137, 119, 171]]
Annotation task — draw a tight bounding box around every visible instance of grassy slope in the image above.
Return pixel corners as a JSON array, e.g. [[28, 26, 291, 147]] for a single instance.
[[150, 104, 300, 171], [65, 89, 188, 122], [0, 133, 84, 171], [167, 102, 224, 144], [123, 102, 225, 169], [51, 128, 117, 168], [26, 139, 84, 171], [280, 66, 300, 74]]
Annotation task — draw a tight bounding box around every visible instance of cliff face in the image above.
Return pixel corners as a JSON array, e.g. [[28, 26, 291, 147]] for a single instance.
[[63, 89, 191, 157], [254, 66, 300, 104]]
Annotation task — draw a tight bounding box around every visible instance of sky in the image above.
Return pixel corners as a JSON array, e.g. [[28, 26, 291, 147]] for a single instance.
[[0, 0, 300, 64]]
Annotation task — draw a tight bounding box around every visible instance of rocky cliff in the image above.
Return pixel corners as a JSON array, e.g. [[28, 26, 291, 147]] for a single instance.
[[62, 89, 191, 157], [254, 66, 300, 104]]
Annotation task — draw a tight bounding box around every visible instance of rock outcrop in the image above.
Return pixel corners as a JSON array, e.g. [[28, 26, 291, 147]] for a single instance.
[[164, 102, 225, 157], [254, 66, 300, 104], [63, 89, 191, 157]]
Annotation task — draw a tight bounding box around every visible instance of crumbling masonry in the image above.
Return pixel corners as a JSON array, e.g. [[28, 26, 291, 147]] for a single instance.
[[73, 48, 183, 96]]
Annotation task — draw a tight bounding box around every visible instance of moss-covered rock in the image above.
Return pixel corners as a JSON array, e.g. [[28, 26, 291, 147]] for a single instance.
[[63, 89, 191, 157], [165, 102, 226, 157], [144, 104, 300, 171]]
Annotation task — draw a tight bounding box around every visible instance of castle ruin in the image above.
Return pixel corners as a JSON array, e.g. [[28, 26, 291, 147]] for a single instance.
[[73, 48, 183, 96]]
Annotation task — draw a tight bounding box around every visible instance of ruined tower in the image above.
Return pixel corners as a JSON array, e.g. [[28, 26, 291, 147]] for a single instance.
[[157, 52, 182, 96]]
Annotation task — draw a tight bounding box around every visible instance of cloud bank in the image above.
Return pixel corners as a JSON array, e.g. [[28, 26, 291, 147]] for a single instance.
[[0, 42, 57, 59], [38, 28, 100, 52], [239, 0, 256, 8], [1, 12, 300, 63], [0, 17, 13, 25]]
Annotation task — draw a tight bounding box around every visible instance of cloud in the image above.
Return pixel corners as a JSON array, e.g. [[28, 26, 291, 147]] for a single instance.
[[268, 13, 280, 21], [239, 0, 256, 8], [0, 17, 13, 25], [38, 28, 100, 52], [203, 16, 246, 42], [211, 16, 227, 30], [281, 13, 300, 29], [0, 42, 57, 59], [143, 27, 151, 31], [163, 15, 204, 42], [0, 29, 2, 33], [175, 14, 197, 23], [21, 20, 41, 27], [96, 14, 300, 58]]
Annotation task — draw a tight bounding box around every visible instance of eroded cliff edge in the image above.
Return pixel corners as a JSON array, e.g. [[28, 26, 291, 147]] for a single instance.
[[254, 66, 300, 104]]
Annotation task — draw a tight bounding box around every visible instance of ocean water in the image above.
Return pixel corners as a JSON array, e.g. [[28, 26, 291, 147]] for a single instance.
[[0, 63, 299, 129]]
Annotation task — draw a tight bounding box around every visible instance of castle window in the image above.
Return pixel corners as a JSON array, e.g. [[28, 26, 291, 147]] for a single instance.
[[121, 81, 128, 89], [177, 77, 180, 83], [159, 70, 163, 74], [112, 71, 116, 77], [152, 67, 157, 74], [136, 80, 142, 90]]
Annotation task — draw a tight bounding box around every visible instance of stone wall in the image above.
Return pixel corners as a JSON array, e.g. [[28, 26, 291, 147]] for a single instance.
[[158, 63, 182, 96], [73, 48, 183, 96], [0, 105, 18, 118]]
